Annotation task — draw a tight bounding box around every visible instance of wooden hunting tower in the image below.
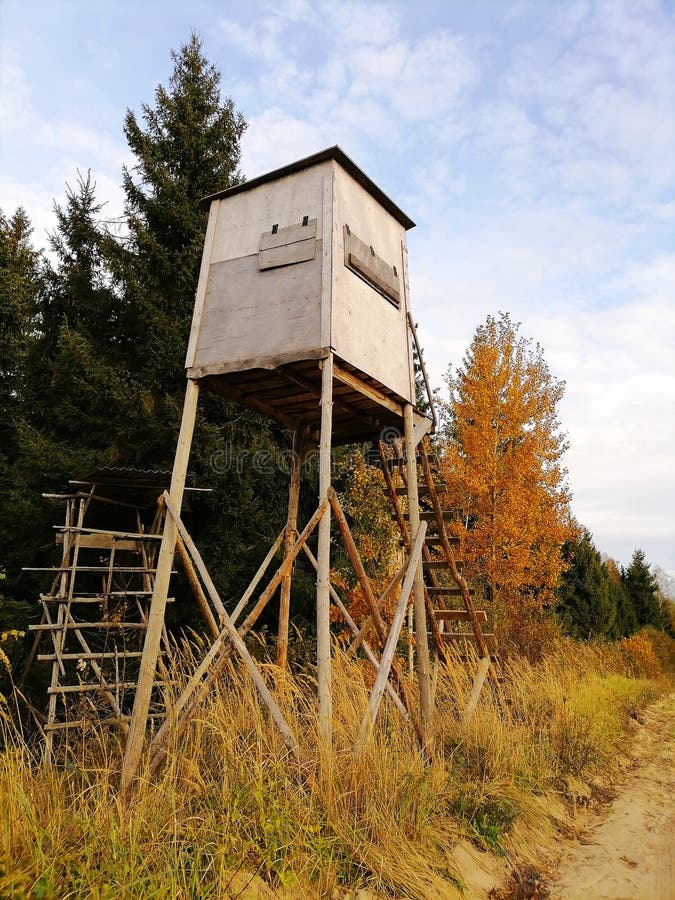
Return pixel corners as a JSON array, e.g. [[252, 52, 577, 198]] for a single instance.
[[185, 146, 419, 442], [119, 148, 495, 792]]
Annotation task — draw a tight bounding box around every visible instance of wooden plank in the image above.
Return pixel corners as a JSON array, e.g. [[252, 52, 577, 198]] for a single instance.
[[434, 609, 487, 623], [30, 622, 148, 631], [328, 486, 422, 744], [38, 651, 158, 661], [39, 596, 174, 605], [204, 377, 298, 432], [175, 535, 220, 641], [277, 432, 305, 669], [193, 250, 322, 374], [464, 656, 490, 722], [56, 534, 141, 551], [259, 219, 317, 251], [147, 500, 328, 774], [300, 542, 408, 719], [333, 362, 403, 418], [404, 403, 432, 749], [185, 199, 220, 369], [258, 237, 317, 270], [121, 379, 200, 797], [316, 355, 333, 746], [24, 566, 169, 574], [344, 225, 400, 306], [48, 682, 142, 695], [358, 521, 426, 745], [56, 526, 162, 540]]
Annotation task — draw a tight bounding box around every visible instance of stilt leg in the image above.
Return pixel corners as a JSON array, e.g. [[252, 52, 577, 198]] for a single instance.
[[277, 431, 305, 669], [120, 378, 200, 795], [316, 355, 333, 746], [404, 403, 433, 750]]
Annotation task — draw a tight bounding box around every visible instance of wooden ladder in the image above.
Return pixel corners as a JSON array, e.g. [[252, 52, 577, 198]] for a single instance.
[[376, 439, 499, 717], [26, 493, 172, 756]]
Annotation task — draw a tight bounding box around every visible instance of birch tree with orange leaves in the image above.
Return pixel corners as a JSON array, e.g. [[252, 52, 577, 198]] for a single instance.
[[440, 313, 573, 652]]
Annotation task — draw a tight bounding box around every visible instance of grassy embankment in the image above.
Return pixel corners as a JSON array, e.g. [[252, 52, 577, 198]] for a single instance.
[[1, 630, 673, 899]]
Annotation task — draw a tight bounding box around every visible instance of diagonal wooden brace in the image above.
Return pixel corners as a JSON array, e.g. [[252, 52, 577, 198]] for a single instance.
[[147, 498, 328, 772], [357, 520, 426, 746]]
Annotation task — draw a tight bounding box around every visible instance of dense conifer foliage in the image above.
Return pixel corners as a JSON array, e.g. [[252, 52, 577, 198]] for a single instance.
[[0, 36, 314, 646]]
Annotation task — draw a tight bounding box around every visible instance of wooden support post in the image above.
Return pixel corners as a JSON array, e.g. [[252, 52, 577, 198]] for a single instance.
[[328, 487, 424, 744], [175, 536, 220, 641], [300, 542, 409, 719], [358, 522, 426, 746], [464, 657, 490, 722], [316, 355, 333, 746], [146, 499, 328, 771], [404, 403, 433, 750], [120, 378, 199, 796], [277, 431, 305, 669]]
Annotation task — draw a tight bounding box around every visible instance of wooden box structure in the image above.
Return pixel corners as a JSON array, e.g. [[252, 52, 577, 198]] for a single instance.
[[186, 146, 420, 443], [119, 148, 496, 792]]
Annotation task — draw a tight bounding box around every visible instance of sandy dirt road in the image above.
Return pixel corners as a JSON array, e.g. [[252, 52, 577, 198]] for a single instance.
[[550, 693, 674, 900]]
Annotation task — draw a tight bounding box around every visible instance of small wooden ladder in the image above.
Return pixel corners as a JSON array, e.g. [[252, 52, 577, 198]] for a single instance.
[[26, 490, 172, 756], [376, 439, 498, 717]]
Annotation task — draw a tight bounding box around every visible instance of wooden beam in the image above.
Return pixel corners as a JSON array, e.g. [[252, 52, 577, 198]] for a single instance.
[[316, 355, 333, 746], [276, 365, 380, 430], [332, 362, 403, 418], [358, 522, 426, 745], [175, 535, 220, 640], [207, 377, 298, 431], [327, 486, 422, 743], [404, 404, 432, 750], [465, 657, 490, 722], [120, 379, 199, 797], [277, 432, 305, 669], [147, 501, 328, 771], [300, 542, 408, 719]]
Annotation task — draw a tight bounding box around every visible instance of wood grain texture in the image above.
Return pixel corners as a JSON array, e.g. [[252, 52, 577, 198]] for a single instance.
[[258, 237, 316, 270]]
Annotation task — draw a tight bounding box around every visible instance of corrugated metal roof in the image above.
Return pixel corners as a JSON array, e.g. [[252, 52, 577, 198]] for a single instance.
[[201, 146, 416, 230]]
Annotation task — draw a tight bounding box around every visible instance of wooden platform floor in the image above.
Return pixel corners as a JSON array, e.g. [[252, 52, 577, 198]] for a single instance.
[[200, 356, 408, 445]]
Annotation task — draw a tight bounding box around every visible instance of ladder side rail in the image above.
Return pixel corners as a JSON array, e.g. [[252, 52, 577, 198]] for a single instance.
[[417, 444, 498, 683]]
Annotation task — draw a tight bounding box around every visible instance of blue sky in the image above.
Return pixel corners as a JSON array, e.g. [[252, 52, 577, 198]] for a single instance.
[[1, 0, 674, 574]]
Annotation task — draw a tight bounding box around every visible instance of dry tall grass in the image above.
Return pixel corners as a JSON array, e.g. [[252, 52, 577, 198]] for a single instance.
[[1, 637, 670, 899]]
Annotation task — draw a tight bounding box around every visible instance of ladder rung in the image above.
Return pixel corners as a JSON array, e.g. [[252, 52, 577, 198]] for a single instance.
[[423, 560, 452, 569], [44, 712, 167, 731], [427, 586, 474, 596], [399, 535, 460, 547], [56, 525, 162, 540], [47, 680, 175, 695], [394, 484, 447, 496], [434, 609, 487, 623], [30, 621, 149, 631], [24, 566, 170, 574], [37, 651, 167, 662], [40, 594, 173, 603], [396, 511, 455, 522]]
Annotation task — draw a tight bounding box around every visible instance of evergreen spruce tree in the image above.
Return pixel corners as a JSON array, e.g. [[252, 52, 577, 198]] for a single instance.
[[0, 208, 43, 618], [112, 34, 309, 620], [622, 550, 663, 630], [556, 531, 617, 639]]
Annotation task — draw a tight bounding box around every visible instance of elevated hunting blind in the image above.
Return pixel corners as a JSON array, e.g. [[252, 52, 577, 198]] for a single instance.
[[22, 147, 497, 791], [185, 146, 421, 442]]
